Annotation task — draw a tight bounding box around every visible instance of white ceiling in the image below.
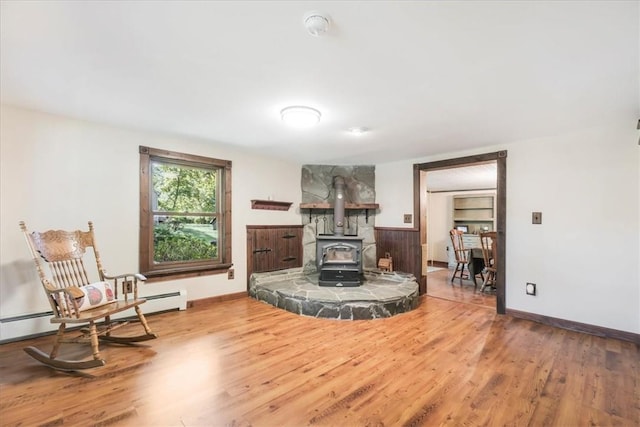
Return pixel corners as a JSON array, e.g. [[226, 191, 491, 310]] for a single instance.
[[1, 1, 638, 166], [427, 162, 497, 192]]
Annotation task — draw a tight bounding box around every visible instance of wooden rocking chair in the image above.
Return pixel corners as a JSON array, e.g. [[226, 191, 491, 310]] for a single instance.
[[19, 221, 157, 370]]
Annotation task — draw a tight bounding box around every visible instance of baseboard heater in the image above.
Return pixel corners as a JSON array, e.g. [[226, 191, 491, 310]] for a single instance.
[[0, 290, 187, 344]]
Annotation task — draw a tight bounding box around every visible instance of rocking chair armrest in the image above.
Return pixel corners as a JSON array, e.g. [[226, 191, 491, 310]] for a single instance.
[[101, 272, 147, 300], [46, 286, 82, 298], [102, 272, 147, 282], [41, 278, 59, 293], [45, 287, 83, 318]]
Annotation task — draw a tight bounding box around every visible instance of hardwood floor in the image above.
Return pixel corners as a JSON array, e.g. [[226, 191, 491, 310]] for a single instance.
[[0, 295, 638, 426], [426, 267, 496, 309]]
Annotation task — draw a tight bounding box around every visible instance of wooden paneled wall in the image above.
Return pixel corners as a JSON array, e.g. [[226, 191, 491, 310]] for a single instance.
[[374, 227, 425, 293], [246, 225, 303, 290]]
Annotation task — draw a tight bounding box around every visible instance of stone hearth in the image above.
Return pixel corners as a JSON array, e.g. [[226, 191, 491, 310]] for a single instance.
[[249, 268, 420, 320]]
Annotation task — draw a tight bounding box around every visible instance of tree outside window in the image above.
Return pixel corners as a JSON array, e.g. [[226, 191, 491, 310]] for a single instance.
[[139, 146, 232, 279]]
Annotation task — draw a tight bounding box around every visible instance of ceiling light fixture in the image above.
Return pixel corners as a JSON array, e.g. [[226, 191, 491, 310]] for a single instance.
[[280, 106, 321, 128], [303, 11, 331, 37], [348, 127, 368, 135]]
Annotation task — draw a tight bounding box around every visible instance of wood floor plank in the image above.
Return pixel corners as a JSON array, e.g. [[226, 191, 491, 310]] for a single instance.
[[0, 295, 638, 426]]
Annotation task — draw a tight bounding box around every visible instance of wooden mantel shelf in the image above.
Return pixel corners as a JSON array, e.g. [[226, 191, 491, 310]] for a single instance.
[[299, 203, 379, 210], [300, 203, 380, 223], [251, 200, 292, 211]]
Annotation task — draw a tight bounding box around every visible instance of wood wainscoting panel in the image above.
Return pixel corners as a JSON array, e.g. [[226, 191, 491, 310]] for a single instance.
[[375, 227, 423, 293], [246, 225, 303, 290]]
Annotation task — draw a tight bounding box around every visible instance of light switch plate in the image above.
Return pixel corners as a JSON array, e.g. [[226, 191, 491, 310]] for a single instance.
[[532, 212, 542, 224]]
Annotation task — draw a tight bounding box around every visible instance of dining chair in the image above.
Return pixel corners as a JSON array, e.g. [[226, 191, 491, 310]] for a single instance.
[[479, 231, 497, 292], [449, 229, 472, 286]]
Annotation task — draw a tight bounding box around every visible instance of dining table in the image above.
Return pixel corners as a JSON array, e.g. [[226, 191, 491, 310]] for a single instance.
[[467, 247, 486, 286]]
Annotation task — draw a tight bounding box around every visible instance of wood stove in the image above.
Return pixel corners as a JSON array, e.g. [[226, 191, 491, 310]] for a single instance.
[[317, 235, 363, 286], [316, 175, 364, 286]]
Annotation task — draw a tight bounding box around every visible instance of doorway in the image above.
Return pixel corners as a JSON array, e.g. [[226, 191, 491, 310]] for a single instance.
[[424, 163, 497, 309], [413, 151, 507, 314]]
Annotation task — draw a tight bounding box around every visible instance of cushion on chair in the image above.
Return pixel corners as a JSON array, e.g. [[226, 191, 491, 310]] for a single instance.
[[72, 282, 115, 311]]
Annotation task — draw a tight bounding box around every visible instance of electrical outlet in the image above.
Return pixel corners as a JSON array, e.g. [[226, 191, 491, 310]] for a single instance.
[[526, 282, 536, 296], [532, 212, 542, 224], [228, 269, 234, 280], [123, 280, 133, 293], [403, 214, 412, 223]]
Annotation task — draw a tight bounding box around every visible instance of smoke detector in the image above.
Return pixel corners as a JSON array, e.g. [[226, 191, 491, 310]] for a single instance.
[[303, 11, 331, 37]]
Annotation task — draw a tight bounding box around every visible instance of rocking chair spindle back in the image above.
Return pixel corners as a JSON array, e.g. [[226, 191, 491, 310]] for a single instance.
[[19, 221, 158, 371]]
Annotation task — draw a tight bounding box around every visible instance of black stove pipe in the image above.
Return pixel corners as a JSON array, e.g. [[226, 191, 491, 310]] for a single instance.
[[333, 176, 345, 236]]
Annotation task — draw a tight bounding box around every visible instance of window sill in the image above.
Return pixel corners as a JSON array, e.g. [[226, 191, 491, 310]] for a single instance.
[[144, 263, 233, 283]]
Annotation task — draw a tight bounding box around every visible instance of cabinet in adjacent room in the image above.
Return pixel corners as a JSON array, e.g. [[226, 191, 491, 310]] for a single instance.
[[246, 225, 303, 289], [452, 194, 495, 234]]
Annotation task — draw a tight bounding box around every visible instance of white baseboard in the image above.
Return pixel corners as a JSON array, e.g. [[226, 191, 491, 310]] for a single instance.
[[0, 290, 187, 343]]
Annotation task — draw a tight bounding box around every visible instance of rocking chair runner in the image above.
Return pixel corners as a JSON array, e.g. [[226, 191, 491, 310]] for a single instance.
[[19, 221, 157, 370]]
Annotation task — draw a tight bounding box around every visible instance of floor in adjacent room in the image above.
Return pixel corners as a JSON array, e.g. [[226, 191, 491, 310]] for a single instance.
[[426, 265, 496, 309]]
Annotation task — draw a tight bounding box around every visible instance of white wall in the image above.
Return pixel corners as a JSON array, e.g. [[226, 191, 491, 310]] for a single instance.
[[505, 125, 638, 334], [427, 192, 450, 263], [376, 161, 415, 228], [0, 105, 302, 338], [2, 105, 638, 337], [377, 122, 640, 334]]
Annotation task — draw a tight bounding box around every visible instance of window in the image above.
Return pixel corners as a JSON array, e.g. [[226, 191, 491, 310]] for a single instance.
[[139, 146, 232, 279]]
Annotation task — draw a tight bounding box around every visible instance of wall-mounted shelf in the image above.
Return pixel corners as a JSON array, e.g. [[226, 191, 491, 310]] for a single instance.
[[299, 202, 380, 222], [251, 200, 292, 211], [299, 203, 379, 210]]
